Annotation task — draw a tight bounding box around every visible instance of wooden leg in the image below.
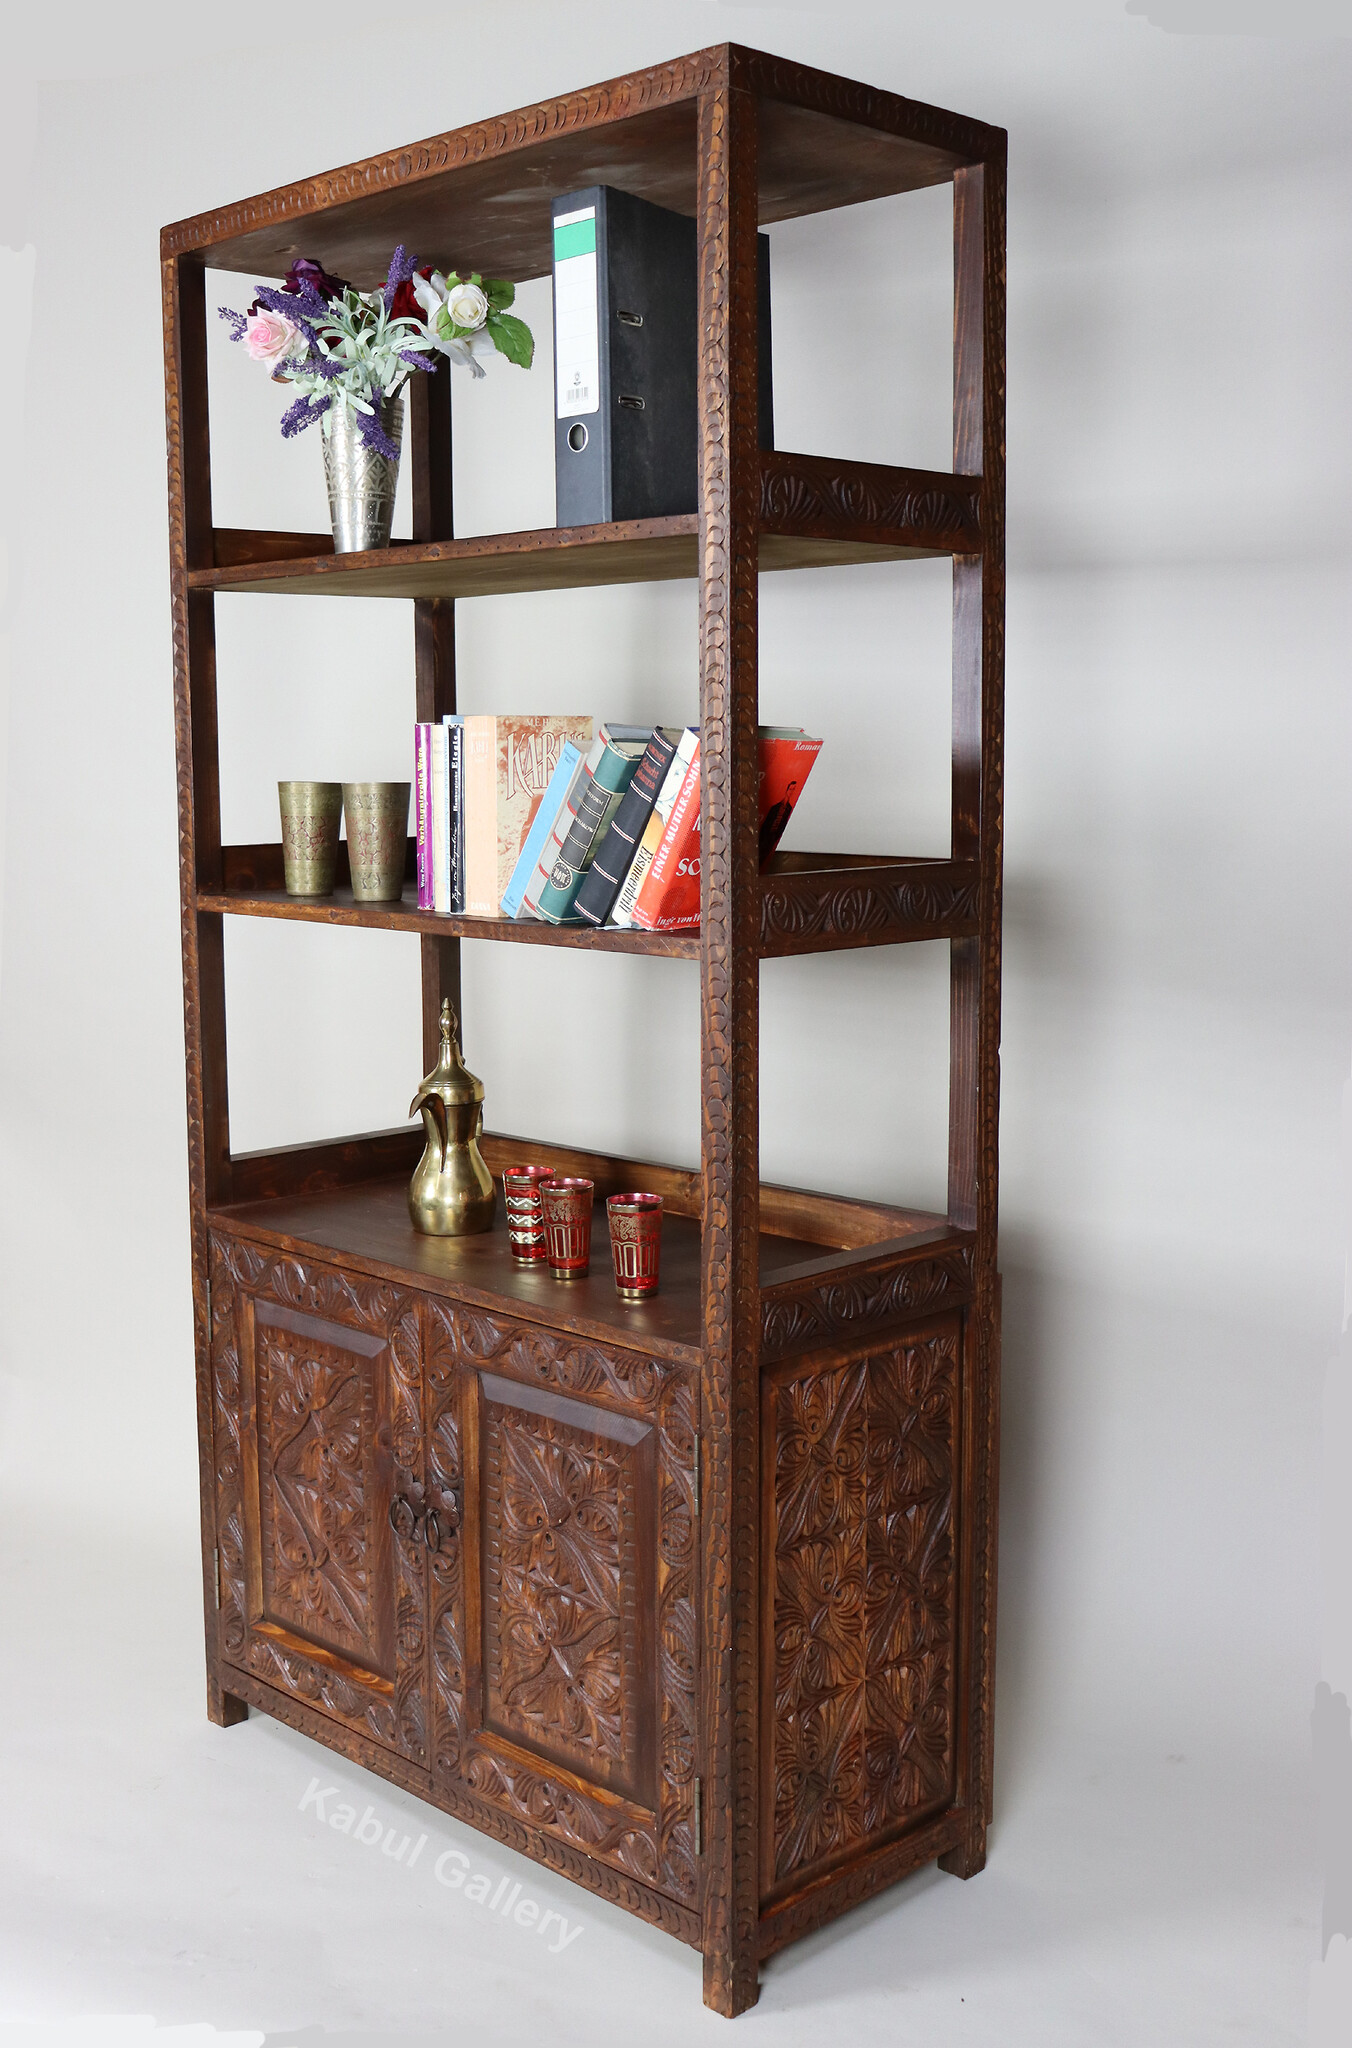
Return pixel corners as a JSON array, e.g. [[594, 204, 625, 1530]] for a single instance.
[[703, 1946, 760, 2018], [208, 1674, 249, 1727], [939, 1817, 987, 1879]]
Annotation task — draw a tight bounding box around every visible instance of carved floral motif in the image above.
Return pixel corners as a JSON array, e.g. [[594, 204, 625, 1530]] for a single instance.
[[761, 1244, 974, 1361], [209, 1236, 427, 1763], [425, 1302, 699, 1907], [760, 870, 981, 953], [759, 455, 981, 549], [769, 1327, 958, 1890]]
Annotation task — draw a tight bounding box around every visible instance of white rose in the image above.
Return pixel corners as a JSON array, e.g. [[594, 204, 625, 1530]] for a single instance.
[[444, 281, 489, 331]]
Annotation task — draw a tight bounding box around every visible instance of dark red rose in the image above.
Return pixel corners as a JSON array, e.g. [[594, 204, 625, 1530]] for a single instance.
[[386, 266, 433, 323]]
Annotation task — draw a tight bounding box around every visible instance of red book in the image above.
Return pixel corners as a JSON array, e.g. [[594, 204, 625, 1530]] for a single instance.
[[630, 728, 822, 932]]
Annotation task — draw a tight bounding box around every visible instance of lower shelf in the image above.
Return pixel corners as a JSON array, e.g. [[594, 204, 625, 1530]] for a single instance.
[[213, 1175, 814, 1358]]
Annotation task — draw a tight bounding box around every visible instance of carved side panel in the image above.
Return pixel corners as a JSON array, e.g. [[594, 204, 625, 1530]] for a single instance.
[[426, 1303, 698, 1910], [209, 1234, 427, 1764], [764, 1318, 959, 1898]]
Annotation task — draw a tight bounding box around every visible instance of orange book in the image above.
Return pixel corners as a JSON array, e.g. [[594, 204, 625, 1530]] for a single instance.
[[630, 727, 822, 932], [462, 715, 594, 917], [630, 741, 702, 931]]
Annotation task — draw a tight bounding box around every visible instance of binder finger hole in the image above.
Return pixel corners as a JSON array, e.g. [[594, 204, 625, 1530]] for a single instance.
[[567, 422, 589, 452]]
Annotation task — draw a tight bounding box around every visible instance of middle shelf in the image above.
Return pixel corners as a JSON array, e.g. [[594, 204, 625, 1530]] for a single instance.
[[202, 846, 979, 956]]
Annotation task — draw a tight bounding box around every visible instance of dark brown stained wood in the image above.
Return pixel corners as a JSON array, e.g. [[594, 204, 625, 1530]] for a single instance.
[[193, 455, 982, 600], [211, 846, 977, 955], [431, 1309, 700, 1906], [759, 1229, 975, 1358], [213, 527, 336, 567], [195, 516, 699, 597], [227, 1123, 944, 1251], [760, 453, 980, 554], [938, 149, 1005, 1889], [163, 46, 996, 282], [211, 1238, 430, 1759], [758, 1808, 964, 1958], [696, 76, 764, 2019], [166, 45, 1007, 2010], [212, 1177, 818, 1363], [164, 249, 234, 1738], [759, 1320, 961, 1906], [409, 364, 461, 1073], [199, 874, 701, 957]]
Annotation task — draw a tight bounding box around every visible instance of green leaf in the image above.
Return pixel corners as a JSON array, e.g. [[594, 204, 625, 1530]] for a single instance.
[[485, 311, 534, 368], [485, 277, 515, 311]]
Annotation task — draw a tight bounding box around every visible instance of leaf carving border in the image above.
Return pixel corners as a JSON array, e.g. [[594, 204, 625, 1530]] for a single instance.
[[760, 454, 981, 553], [760, 867, 980, 952], [761, 1242, 975, 1362]]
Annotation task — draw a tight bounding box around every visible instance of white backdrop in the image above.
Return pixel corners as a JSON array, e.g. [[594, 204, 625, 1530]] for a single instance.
[[0, 3, 1346, 2043]]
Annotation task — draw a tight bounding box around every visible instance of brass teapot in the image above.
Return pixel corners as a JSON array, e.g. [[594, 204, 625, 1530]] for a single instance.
[[408, 1000, 496, 1237]]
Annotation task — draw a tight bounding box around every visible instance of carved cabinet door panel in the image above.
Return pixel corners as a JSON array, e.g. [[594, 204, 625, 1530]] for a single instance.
[[209, 1234, 429, 1765], [762, 1312, 962, 1903], [425, 1301, 699, 1911]]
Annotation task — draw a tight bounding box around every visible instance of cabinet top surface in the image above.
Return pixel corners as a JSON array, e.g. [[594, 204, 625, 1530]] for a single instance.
[[211, 1178, 828, 1360], [160, 42, 1003, 283]]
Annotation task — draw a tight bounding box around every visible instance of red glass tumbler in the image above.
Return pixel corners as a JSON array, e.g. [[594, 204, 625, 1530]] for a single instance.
[[502, 1164, 553, 1262], [540, 1177, 594, 1279], [606, 1191, 663, 1300]]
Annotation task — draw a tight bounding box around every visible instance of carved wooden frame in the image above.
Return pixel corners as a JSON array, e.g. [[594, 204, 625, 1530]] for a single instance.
[[164, 40, 1006, 2020]]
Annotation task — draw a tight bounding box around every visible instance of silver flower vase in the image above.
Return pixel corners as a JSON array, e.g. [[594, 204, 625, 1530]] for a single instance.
[[322, 393, 404, 553]]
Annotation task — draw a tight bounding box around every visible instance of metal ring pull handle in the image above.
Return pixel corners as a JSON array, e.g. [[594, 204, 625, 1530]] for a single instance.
[[389, 1494, 418, 1541]]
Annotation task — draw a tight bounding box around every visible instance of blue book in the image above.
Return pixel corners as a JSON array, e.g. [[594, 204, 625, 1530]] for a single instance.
[[501, 740, 585, 918]]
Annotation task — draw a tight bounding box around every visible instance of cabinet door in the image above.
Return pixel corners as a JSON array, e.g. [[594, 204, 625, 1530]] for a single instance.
[[209, 1235, 428, 1766], [425, 1301, 699, 1909]]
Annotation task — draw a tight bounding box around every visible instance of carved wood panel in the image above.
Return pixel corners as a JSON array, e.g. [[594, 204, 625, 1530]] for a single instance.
[[425, 1302, 698, 1910], [209, 1234, 428, 1764], [763, 1317, 960, 1898]]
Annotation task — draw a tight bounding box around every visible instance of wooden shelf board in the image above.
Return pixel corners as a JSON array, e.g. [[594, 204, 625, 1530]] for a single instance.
[[210, 1173, 962, 1362], [194, 523, 952, 603], [164, 51, 997, 283], [201, 851, 977, 956], [210, 1177, 805, 1361], [198, 880, 700, 957]]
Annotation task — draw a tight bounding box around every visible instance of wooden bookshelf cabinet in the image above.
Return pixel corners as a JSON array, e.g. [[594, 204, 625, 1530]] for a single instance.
[[161, 43, 1005, 2017]]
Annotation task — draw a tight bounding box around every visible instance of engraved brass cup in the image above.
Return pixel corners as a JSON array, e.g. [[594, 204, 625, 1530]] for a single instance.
[[540, 1177, 594, 1279], [278, 780, 342, 896], [606, 1191, 663, 1300], [342, 781, 410, 902]]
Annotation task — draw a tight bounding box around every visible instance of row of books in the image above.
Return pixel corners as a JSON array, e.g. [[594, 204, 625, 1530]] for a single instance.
[[413, 717, 822, 932]]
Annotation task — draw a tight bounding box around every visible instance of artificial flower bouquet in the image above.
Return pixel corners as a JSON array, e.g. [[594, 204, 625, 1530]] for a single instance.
[[219, 245, 534, 456]]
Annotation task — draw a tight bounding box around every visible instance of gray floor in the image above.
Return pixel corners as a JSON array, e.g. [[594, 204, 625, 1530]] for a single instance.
[[0, 1512, 1314, 2047]]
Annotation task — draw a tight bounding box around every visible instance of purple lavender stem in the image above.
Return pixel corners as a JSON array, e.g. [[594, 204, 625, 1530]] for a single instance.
[[217, 307, 249, 341]]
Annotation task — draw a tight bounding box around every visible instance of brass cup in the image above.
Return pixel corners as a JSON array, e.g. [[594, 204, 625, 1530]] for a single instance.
[[342, 781, 411, 902], [278, 780, 342, 897]]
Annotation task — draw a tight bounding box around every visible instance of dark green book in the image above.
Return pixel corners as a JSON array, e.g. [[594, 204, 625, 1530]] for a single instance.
[[535, 724, 651, 924]]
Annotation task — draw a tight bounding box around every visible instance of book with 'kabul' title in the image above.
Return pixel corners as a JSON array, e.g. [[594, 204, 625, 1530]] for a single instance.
[[462, 715, 594, 918]]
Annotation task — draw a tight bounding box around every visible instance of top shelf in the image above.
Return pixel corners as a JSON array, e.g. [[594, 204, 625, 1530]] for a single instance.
[[160, 44, 1003, 285]]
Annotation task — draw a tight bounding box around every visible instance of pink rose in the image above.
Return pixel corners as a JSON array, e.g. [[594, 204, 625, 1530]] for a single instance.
[[245, 311, 299, 365]]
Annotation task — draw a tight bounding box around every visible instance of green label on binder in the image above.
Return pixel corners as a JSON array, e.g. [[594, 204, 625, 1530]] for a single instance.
[[553, 217, 596, 261]]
